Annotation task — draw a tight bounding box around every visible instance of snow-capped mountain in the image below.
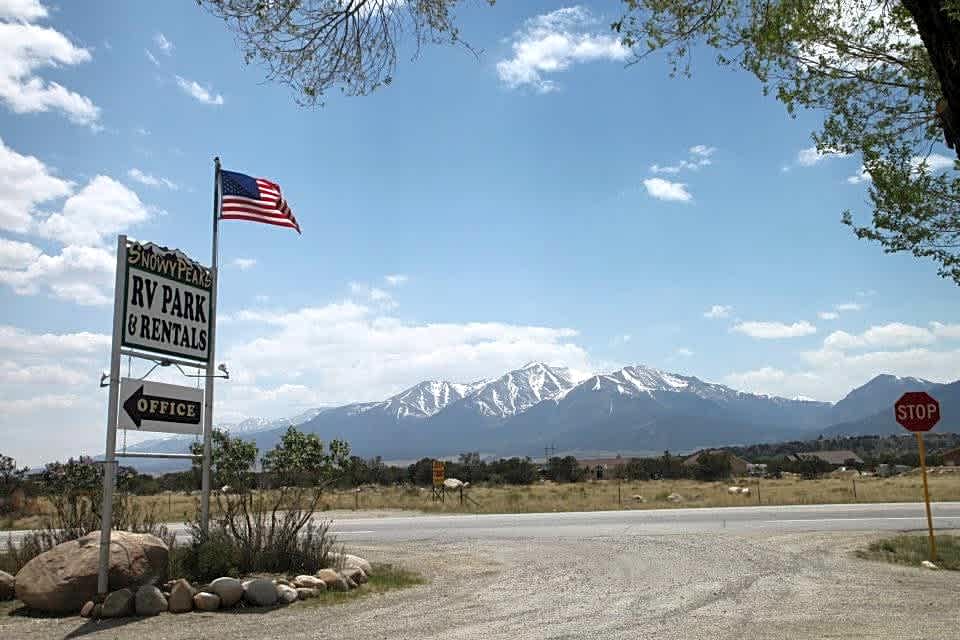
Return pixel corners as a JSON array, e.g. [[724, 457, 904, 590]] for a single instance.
[[220, 407, 328, 434], [355, 380, 488, 419], [460, 362, 575, 418]]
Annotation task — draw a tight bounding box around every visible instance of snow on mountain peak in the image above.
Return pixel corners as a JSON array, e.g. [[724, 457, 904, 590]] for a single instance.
[[381, 379, 486, 419], [465, 362, 575, 417]]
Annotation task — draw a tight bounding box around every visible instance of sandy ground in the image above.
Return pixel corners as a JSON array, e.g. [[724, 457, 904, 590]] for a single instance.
[[3, 531, 958, 640]]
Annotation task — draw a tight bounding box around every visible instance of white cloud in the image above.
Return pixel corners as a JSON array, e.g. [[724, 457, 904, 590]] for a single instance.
[[496, 6, 629, 93], [834, 302, 862, 312], [911, 153, 955, 174], [0, 393, 87, 413], [676, 347, 694, 357], [220, 302, 591, 411], [0, 0, 47, 21], [384, 274, 408, 286], [931, 322, 960, 339], [856, 289, 877, 297], [650, 145, 716, 174], [144, 49, 159, 67], [0, 18, 99, 125], [232, 257, 256, 271], [0, 236, 40, 268], [349, 281, 396, 309], [796, 146, 850, 167], [0, 324, 109, 354], [846, 165, 870, 184], [732, 320, 817, 339], [817, 311, 839, 320], [0, 360, 87, 385], [127, 168, 177, 190], [0, 243, 116, 304], [643, 177, 692, 202], [821, 323, 936, 351], [703, 305, 732, 319], [175, 75, 224, 105], [37, 175, 150, 245], [0, 136, 72, 233], [153, 33, 173, 55]]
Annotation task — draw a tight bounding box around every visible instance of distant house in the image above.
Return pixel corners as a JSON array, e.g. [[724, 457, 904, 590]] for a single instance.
[[790, 450, 863, 467], [578, 456, 628, 479], [943, 447, 960, 466], [683, 450, 750, 475]]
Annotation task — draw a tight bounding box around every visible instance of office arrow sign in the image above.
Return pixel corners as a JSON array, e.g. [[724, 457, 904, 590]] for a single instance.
[[118, 377, 204, 435]]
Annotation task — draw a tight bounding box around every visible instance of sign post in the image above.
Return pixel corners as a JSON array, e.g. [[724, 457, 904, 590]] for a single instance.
[[96, 235, 128, 598], [894, 391, 941, 562], [432, 460, 445, 502]]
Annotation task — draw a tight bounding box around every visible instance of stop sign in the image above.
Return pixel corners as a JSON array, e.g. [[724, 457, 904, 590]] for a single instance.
[[894, 391, 941, 432]]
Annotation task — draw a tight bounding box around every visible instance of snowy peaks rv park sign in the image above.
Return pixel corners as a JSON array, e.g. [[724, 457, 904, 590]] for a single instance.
[[121, 240, 212, 364]]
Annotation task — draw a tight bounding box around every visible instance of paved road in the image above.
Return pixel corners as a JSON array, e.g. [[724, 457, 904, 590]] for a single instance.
[[324, 501, 960, 542]]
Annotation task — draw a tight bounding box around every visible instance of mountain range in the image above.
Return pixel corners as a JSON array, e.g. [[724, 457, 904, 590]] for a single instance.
[[122, 362, 959, 473]]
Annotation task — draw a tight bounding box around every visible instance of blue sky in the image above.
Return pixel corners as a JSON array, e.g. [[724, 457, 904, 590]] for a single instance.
[[2, 0, 959, 465]]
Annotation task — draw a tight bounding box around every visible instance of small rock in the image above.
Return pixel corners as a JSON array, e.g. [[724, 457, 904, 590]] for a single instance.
[[631, 494, 645, 502], [342, 567, 367, 585], [329, 553, 373, 576], [209, 577, 243, 608], [275, 577, 291, 587], [168, 579, 193, 613], [667, 493, 684, 503], [101, 588, 134, 618], [327, 575, 351, 592], [243, 578, 278, 607], [293, 575, 325, 589], [277, 584, 298, 604], [295, 588, 318, 600], [341, 573, 357, 590], [193, 592, 220, 611], [135, 585, 167, 616], [79, 600, 95, 618], [0, 570, 14, 601], [921, 560, 939, 570], [316, 568, 340, 586]]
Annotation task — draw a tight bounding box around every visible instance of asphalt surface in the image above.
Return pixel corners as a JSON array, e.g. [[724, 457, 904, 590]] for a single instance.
[[4, 503, 960, 639], [322, 501, 960, 542]]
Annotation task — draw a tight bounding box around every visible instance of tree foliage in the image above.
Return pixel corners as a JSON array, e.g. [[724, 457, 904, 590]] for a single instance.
[[198, 0, 492, 105], [613, 0, 960, 282]]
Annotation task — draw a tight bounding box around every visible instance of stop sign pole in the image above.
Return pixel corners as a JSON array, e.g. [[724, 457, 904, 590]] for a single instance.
[[894, 391, 941, 562]]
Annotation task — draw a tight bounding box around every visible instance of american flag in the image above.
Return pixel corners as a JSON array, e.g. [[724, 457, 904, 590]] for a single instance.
[[219, 169, 301, 234]]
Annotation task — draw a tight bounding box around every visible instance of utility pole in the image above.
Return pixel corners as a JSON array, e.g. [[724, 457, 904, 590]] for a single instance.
[[544, 442, 557, 464]]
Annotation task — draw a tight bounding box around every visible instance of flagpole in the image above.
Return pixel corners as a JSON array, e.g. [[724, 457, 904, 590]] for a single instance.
[[200, 157, 221, 535]]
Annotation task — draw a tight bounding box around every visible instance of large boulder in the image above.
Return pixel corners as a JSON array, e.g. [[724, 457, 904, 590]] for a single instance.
[[135, 585, 167, 616], [243, 578, 278, 607], [101, 588, 134, 618], [293, 575, 325, 589], [0, 570, 14, 601], [342, 567, 367, 585], [315, 568, 340, 587], [14, 531, 169, 614], [167, 579, 193, 613], [209, 577, 243, 607]]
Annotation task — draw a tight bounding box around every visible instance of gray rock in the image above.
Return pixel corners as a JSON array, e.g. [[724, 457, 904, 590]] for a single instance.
[[0, 570, 13, 601], [243, 578, 278, 607], [79, 600, 95, 618], [135, 585, 167, 616], [295, 587, 318, 600], [209, 577, 243, 608], [277, 584, 298, 604], [101, 588, 134, 618], [327, 575, 351, 592], [167, 579, 193, 613], [315, 568, 340, 586], [193, 591, 220, 611]]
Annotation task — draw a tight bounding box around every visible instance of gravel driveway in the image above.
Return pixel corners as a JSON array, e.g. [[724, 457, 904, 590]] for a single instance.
[[3, 531, 958, 639]]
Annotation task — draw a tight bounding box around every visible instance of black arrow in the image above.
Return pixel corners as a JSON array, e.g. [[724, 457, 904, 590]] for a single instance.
[[122, 385, 202, 429]]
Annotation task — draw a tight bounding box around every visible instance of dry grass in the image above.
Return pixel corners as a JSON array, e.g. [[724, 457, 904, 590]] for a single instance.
[[3, 469, 959, 528], [856, 534, 960, 570]]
